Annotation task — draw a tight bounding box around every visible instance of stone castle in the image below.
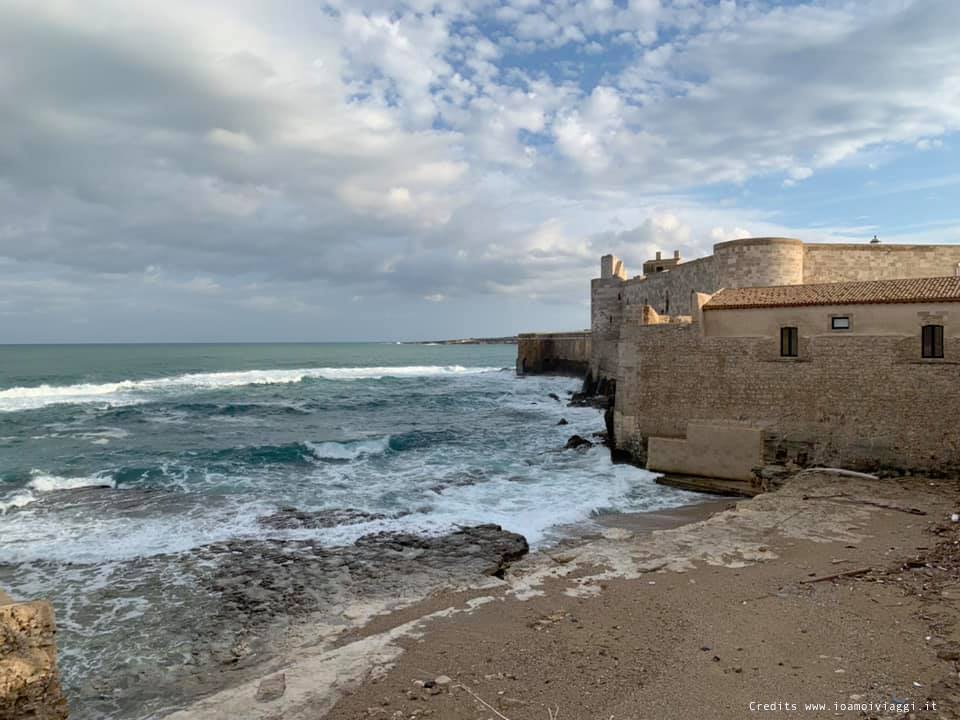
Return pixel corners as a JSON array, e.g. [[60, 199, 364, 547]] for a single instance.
[[518, 237, 960, 480]]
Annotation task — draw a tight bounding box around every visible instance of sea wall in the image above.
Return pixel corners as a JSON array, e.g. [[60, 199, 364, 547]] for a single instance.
[[0, 590, 69, 720], [614, 307, 960, 475], [516, 332, 591, 376]]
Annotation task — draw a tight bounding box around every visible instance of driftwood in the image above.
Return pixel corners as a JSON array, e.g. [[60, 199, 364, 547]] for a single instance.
[[803, 467, 880, 480], [800, 567, 872, 584], [801, 494, 927, 516]]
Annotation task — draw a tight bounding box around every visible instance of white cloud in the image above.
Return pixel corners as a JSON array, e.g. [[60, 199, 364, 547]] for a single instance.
[[0, 0, 958, 340]]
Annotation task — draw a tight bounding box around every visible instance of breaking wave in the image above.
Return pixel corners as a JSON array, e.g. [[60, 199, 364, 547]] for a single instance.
[[305, 437, 392, 461], [0, 366, 501, 412]]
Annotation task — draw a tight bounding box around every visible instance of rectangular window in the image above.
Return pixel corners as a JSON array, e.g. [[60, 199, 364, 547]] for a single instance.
[[831, 316, 850, 330], [780, 326, 799, 357], [922, 324, 944, 358]]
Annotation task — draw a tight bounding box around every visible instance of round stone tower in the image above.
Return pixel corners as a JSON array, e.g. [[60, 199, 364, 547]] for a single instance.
[[712, 237, 805, 288]]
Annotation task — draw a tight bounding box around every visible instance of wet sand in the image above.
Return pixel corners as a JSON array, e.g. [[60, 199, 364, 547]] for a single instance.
[[172, 473, 960, 720]]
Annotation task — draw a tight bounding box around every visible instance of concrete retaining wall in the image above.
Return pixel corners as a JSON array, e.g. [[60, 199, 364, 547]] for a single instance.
[[647, 423, 765, 481]]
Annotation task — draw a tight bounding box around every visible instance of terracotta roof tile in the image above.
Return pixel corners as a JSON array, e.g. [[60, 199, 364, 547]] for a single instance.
[[703, 276, 960, 311]]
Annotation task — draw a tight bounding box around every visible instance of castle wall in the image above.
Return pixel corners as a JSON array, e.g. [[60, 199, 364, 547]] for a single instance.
[[803, 244, 960, 283], [589, 238, 960, 389], [614, 307, 960, 474], [621, 256, 718, 316], [590, 279, 626, 383], [516, 332, 591, 376]]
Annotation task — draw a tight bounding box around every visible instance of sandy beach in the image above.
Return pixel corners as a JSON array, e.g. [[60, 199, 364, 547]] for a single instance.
[[169, 471, 960, 720]]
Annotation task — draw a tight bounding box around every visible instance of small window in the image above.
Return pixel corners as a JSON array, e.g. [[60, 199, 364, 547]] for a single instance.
[[655, 266, 663, 272], [831, 316, 850, 330], [780, 327, 799, 357], [922, 324, 944, 358]]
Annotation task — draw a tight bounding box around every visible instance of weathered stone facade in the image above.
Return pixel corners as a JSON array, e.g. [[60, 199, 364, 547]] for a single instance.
[[516, 332, 591, 376], [614, 306, 960, 477], [0, 591, 69, 720]]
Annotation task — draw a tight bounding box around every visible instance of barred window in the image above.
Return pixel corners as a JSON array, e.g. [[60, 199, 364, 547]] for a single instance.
[[922, 324, 944, 359], [780, 327, 798, 357]]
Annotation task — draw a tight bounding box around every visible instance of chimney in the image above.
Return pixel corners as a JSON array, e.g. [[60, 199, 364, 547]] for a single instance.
[[655, 251, 662, 260], [673, 250, 680, 259]]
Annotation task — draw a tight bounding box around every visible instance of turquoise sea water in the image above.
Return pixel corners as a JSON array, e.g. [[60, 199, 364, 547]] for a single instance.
[[0, 343, 692, 717]]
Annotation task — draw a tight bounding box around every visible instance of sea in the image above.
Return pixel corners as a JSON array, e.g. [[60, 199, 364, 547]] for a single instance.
[[0, 343, 695, 718]]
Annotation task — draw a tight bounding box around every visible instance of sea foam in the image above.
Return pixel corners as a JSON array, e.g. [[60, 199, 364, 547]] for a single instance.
[[0, 366, 501, 412]]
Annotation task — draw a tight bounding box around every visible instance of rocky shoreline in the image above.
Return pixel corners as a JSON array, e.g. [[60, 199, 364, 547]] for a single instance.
[[164, 470, 960, 720], [8, 469, 960, 720], [0, 503, 531, 720]]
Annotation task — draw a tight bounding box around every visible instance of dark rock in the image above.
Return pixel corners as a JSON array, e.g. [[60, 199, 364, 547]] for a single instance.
[[564, 435, 593, 450], [557, 418, 569, 426], [568, 393, 611, 409], [548, 393, 561, 402]]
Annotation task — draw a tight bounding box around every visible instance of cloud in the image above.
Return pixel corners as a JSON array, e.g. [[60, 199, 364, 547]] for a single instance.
[[0, 0, 957, 340]]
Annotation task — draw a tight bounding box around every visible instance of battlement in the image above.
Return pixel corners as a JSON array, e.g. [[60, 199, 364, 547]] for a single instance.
[[642, 250, 682, 275], [600, 254, 627, 280]]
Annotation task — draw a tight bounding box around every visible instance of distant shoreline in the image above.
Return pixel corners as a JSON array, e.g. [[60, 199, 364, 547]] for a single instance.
[[404, 336, 518, 345]]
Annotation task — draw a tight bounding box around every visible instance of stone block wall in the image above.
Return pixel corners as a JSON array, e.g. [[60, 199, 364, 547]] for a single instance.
[[614, 315, 960, 474], [590, 278, 626, 383], [803, 244, 960, 283], [0, 593, 69, 720], [516, 332, 591, 376], [621, 256, 718, 316]]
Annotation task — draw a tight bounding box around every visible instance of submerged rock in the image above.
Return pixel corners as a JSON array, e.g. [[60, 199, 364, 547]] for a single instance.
[[557, 418, 569, 426], [257, 507, 386, 530], [564, 435, 594, 450]]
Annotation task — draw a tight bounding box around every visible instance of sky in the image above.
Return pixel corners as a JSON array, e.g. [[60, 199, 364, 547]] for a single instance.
[[1, 0, 959, 343]]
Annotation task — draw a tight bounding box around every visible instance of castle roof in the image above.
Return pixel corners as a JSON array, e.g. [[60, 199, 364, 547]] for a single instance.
[[703, 275, 960, 311]]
